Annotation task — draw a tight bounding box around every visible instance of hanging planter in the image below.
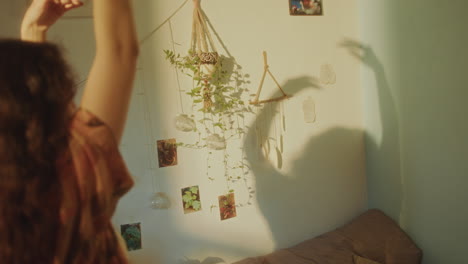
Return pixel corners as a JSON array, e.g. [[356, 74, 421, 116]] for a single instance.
[[164, 0, 241, 115], [320, 63, 336, 85], [191, 0, 220, 111], [150, 192, 171, 209], [161, 0, 256, 210]]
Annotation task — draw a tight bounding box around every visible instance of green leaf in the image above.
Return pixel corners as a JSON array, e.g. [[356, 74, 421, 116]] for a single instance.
[[189, 186, 199, 194], [192, 200, 202, 211], [182, 192, 193, 203]]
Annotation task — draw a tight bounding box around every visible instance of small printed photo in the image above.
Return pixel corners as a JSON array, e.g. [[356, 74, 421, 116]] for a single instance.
[[120, 223, 142, 251], [157, 138, 178, 168], [181, 185, 202, 214], [218, 193, 237, 221], [289, 0, 323, 16]]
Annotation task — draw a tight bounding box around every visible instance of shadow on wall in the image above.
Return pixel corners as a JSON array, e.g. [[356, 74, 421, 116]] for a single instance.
[[242, 40, 402, 250], [244, 76, 364, 249], [340, 39, 403, 224]]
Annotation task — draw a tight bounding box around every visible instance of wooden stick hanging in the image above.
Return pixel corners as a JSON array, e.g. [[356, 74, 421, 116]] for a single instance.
[[250, 51, 291, 105]]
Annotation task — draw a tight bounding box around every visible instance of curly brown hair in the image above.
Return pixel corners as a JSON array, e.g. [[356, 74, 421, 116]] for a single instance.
[[0, 39, 76, 263]]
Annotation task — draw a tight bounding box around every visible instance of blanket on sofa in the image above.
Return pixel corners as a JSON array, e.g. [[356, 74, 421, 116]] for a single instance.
[[233, 209, 422, 264]]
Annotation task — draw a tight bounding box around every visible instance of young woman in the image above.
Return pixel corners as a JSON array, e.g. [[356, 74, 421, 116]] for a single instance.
[[0, 0, 139, 263]]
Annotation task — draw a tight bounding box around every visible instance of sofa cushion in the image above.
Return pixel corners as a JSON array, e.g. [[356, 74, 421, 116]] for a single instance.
[[233, 209, 422, 264], [385, 235, 423, 264], [337, 209, 422, 264], [287, 231, 355, 263]]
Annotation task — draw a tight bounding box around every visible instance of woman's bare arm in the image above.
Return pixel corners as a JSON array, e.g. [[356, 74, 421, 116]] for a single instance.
[[80, 0, 139, 143]]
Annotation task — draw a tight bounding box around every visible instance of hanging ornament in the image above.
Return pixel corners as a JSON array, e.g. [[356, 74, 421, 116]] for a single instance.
[[302, 96, 316, 123], [175, 114, 196, 132], [320, 63, 336, 85], [206, 133, 226, 150], [150, 192, 171, 209]]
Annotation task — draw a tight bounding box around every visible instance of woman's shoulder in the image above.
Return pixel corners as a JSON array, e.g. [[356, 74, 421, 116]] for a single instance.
[[65, 106, 134, 200], [69, 107, 119, 150]]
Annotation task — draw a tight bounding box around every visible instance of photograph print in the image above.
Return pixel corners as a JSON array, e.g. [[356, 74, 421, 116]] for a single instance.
[[289, 0, 323, 16], [120, 223, 142, 251], [218, 193, 237, 221], [157, 138, 178, 168], [181, 185, 202, 214]]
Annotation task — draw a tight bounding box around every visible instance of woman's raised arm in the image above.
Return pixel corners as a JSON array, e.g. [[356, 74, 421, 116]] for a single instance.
[[80, 0, 139, 143]]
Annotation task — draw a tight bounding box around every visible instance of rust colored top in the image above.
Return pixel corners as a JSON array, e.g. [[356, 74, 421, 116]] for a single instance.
[[55, 109, 134, 264]]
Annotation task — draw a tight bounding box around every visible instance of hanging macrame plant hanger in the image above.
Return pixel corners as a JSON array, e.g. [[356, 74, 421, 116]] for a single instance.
[[250, 51, 291, 105], [191, 0, 220, 109], [191, 0, 217, 55]]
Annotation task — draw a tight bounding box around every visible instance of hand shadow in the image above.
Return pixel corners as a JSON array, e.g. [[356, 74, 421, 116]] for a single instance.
[[339, 39, 383, 70]]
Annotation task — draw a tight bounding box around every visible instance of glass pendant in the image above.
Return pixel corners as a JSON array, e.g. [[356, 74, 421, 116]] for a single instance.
[[150, 192, 171, 209]]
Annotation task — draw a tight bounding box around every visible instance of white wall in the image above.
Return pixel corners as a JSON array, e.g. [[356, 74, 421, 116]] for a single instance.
[[0, 0, 28, 38], [1, 1, 367, 263], [359, 0, 468, 263], [357, 0, 403, 224]]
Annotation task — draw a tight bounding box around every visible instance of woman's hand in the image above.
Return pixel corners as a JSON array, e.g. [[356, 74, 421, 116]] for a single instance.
[[21, 0, 83, 42]]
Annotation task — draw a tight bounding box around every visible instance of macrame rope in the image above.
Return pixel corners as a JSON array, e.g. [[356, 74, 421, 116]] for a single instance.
[[202, 9, 232, 57], [197, 10, 209, 52], [197, 8, 217, 53], [191, 0, 217, 54]]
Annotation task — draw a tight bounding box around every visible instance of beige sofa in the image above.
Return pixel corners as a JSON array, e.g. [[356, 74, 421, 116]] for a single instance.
[[233, 209, 422, 264]]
